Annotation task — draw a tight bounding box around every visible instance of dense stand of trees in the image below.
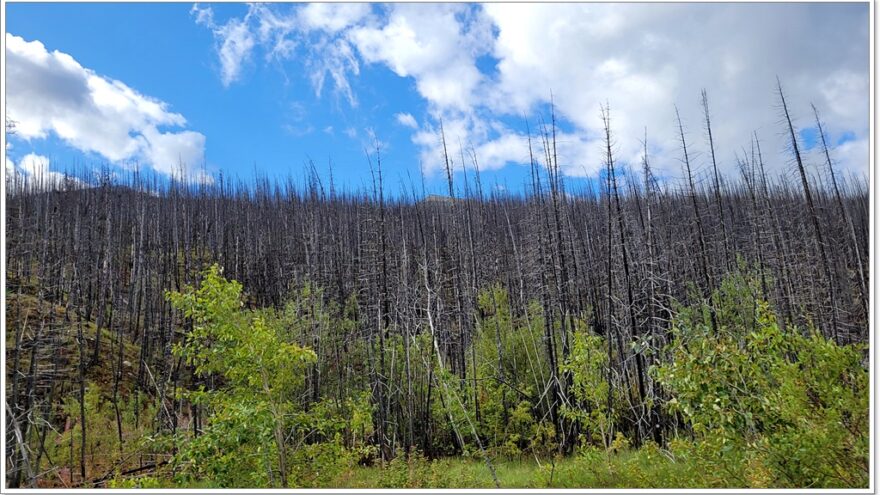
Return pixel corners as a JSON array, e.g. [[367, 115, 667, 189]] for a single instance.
[[4, 88, 869, 487]]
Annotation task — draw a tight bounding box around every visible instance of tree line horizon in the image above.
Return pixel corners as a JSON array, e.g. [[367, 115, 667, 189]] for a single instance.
[[6, 84, 867, 201]]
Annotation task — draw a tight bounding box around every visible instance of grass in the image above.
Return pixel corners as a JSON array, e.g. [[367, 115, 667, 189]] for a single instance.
[[108, 443, 763, 489], [317, 446, 759, 489]]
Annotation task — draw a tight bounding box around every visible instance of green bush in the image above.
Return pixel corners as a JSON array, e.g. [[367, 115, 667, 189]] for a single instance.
[[561, 328, 613, 447], [167, 265, 317, 487], [654, 273, 868, 487]]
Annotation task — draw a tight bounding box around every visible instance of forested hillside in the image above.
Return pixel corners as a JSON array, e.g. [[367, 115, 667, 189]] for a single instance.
[[4, 92, 869, 488]]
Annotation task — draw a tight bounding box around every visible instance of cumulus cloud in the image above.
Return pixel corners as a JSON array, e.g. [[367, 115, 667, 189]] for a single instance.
[[193, 3, 869, 180], [300, 3, 371, 33], [480, 132, 595, 177], [412, 116, 595, 177], [5, 156, 15, 182], [349, 4, 492, 112], [6, 153, 84, 188], [5, 33, 208, 180], [17, 153, 53, 179], [818, 136, 869, 178], [140, 127, 210, 180], [480, 3, 869, 179]]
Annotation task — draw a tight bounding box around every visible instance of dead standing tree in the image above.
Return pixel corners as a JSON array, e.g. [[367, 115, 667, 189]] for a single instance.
[[777, 79, 839, 343], [675, 107, 718, 333], [812, 103, 868, 330]]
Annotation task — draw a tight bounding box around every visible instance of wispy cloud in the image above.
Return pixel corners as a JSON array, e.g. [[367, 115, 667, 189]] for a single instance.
[[192, 3, 364, 106], [395, 113, 418, 129], [192, 3, 256, 87]]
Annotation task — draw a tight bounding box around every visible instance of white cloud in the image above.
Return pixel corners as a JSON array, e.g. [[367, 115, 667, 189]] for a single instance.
[[192, 3, 869, 180], [412, 119, 595, 177], [824, 137, 869, 178], [410, 116, 478, 173], [481, 3, 869, 178], [17, 153, 51, 178], [300, 3, 371, 33], [306, 37, 360, 105], [214, 18, 256, 86], [8, 153, 84, 188], [5, 157, 15, 182], [192, 4, 256, 86], [362, 127, 391, 154], [140, 127, 208, 179], [395, 113, 418, 129], [5, 33, 209, 180], [819, 70, 869, 132], [470, 133, 530, 172], [349, 4, 492, 112], [251, 5, 299, 61], [194, 4, 362, 105], [190, 2, 214, 26]]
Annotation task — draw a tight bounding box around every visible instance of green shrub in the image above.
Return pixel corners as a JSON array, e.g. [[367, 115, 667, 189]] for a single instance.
[[655, 273, 868, 487], [167, 265, 317, 487], [561, 328, 612, 447]]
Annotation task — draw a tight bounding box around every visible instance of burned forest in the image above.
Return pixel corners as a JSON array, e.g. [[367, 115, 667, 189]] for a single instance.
[[4, 89, 870, 488]]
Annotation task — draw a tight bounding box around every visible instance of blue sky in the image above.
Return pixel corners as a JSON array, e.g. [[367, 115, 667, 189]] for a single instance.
[[4, 3, 870, 196]]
